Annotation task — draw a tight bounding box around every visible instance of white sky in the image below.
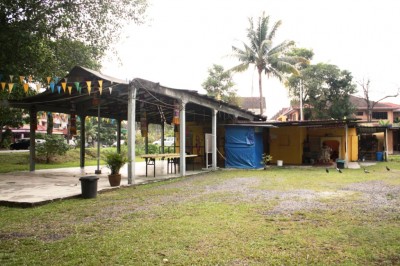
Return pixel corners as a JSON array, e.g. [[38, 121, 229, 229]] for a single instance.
[[102, 0, 400, 118]]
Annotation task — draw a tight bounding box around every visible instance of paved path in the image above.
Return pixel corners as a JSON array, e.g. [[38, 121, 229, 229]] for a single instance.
[[0, 161, 206, 207]]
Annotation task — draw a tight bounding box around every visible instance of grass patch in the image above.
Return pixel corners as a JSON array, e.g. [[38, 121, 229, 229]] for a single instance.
[[0, 148, 144, 173], [0, 164, 399, 264]]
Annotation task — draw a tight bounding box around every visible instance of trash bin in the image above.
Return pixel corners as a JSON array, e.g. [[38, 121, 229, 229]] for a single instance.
[[376, 152, 383, 161], [79, 176, 99, 199], [336, 159, 345, 169]]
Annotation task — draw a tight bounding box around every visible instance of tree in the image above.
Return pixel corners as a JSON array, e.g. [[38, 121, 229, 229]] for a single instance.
[[287, 63, 357, 120], [202, 64, 239, 105], [0, 0, 147, 72], [0, 0, 147, 145], [231, 12, 307, 115], [357, 79, 399, 122], [0, 83, 33, 148]]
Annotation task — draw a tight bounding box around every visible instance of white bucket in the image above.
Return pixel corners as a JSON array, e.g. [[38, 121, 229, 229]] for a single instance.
[[277, 160, 283, 167]]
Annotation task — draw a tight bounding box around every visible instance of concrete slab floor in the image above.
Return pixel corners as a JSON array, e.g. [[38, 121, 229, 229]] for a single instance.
[[0, 161, 208, 208]]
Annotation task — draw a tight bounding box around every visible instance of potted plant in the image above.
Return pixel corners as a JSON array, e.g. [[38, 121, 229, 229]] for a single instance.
[[105, 151, 128, 186], [261, 153, 273, 170]]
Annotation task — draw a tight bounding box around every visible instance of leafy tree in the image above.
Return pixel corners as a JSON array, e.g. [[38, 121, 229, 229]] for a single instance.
[[0, 0, 147, 143], [0, 0, 147, 73], [0, 83, 33, 148], [202, 64, 239, 105], [231, 12, 307, 115], [357, 79, 399, 122], [36, 134, 69, 163], [287, 63, 357, 120]]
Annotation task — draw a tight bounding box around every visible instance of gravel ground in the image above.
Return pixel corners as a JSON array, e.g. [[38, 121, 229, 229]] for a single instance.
[[154, 173, 400, 216]]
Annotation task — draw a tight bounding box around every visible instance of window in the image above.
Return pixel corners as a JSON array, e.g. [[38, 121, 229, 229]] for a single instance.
[[372, 112, 388, 120], [356, 111, 363, 116]]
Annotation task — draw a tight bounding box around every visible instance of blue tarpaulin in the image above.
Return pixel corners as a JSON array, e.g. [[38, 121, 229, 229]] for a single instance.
[[225, 126, 264, 169]]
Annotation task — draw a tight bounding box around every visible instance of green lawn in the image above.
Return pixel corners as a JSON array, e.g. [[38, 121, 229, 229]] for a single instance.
[[1, 160, 399, 265], [0, 148, 144, 173]]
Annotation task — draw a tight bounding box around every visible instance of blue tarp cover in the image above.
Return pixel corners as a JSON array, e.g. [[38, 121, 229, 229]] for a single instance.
[[225, 126, 263, 169]]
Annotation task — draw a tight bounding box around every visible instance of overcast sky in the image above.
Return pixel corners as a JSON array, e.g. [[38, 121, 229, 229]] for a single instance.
[[102, 0, 400, 117]]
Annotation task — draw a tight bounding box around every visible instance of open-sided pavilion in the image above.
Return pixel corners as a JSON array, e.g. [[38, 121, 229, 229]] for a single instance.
[[9, 66, 264, 183]]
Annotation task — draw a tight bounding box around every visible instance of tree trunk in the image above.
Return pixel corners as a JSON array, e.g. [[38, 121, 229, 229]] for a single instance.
[[47, 112, 53, 135], [258, 68, 264, 115]]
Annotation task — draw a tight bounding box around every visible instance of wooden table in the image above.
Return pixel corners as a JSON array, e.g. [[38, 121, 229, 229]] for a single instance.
[[141, 153, 198, 177]]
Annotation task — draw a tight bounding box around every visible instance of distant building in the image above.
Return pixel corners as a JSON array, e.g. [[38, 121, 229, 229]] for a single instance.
[[270, 95, 400, 123], [238, 97, 266, 116], [270, 94, 400, 155]]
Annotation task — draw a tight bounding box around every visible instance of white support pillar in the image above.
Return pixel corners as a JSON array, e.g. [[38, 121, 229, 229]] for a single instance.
[[127, 85, 137, 185], [345, 124, 349, 167], [212, 109, 218, 170], [179, 100, 186, 176], [116, 118, 122, 154]]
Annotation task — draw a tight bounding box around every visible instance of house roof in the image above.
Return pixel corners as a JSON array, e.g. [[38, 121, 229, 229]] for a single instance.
[[231, 118, 359, 128], [238, 97, 265, 110], [8, 66, 265, 124], [270, 107, 292, 120], [349, 95, 400, 110]]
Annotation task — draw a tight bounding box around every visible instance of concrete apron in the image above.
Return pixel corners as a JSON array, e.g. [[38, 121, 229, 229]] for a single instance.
[[0, 161, 207, 207]]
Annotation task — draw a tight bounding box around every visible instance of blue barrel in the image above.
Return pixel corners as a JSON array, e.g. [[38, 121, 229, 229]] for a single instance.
[[376, 152, 383, 161]]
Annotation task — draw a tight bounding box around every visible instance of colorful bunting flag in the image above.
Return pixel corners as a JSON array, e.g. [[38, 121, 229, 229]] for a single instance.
[[57, 85, 61, 94], [54, 77, 59, 84], [86, 81, 91, 95], [23, 83, 29, 93], [46, 76, 51, 85], [19, 76, 24, 84], [8, 83, 14, 93], [74, 82, 81, 93], [98, 80, 103, 95], [9, 75, 13, 82], [68, 86, 72, 95], [50, 81, 55, 93], [1, 82, 5, 90], [35, 82, 41, 92], [61, 82, 66, 93], [0, 74, 3, 81]]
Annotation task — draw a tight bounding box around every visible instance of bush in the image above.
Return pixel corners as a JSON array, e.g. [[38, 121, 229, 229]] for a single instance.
[[36, 135, 69, 163], [147, 144, 159, 154]]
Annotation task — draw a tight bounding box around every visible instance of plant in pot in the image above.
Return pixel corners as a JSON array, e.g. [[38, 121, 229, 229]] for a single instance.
[[105, 151, 128, 186], [261, 153, 273, 170]]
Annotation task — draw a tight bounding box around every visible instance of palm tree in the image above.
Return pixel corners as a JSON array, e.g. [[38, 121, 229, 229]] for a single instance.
[[231, 12, 305, 115]]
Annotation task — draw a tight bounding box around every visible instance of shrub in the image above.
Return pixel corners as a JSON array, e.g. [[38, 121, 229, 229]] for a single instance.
[[36, 135, 69, 163]]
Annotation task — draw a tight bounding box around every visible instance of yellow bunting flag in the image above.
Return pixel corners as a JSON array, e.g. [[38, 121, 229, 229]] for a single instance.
[[8, 83, 14, 93], [19, 76, 24, 84], [86, 81, 91, 95], [9, 75, 13, 82], [1, 82, 5, 90], [61, 82, 66, 93], [23, 83, 29, 93], [68, 86, 72, 95], [98, 80, 103, 95], [46, 76, 51, 84]]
